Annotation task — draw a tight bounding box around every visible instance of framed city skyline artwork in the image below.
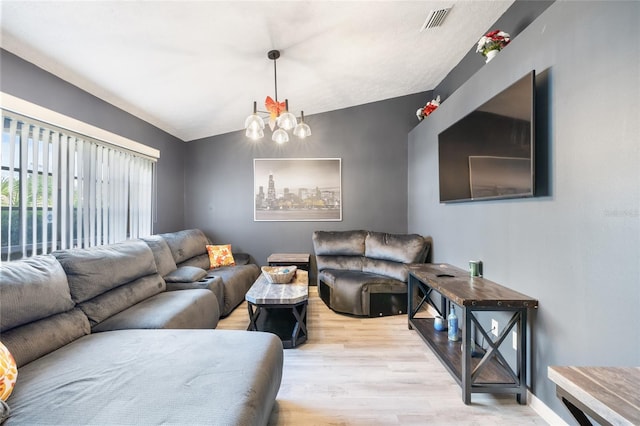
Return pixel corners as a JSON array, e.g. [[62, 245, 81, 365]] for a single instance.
[[254, 158, 342, 222]]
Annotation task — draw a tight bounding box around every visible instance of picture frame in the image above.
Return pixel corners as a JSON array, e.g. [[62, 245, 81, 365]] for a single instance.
[[254, 158, 342, 221]]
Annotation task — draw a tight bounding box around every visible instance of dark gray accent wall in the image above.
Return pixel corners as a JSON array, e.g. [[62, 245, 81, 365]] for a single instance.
[[185, 91, 431, 268], [408, 1, 639, 422], [0, 49, 186, 233]]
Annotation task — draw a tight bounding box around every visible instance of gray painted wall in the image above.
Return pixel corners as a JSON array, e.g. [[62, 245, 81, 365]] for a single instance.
[[184, 92, 430, 269], [408, 1, 639, 422], [0, 49, 186, 233]]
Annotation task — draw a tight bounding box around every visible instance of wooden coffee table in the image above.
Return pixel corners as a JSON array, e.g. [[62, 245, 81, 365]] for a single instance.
[[245, 269, 308, 348]]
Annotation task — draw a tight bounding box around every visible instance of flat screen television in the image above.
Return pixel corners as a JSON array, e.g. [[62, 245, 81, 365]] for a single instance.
[[438, 70, 535, 203]]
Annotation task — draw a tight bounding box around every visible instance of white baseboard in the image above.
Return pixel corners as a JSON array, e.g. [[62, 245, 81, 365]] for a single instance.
[[528, 391, 568, 425]]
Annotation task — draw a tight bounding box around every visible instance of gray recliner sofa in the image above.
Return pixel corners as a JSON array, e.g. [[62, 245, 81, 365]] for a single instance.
[[313, 230, 429, 317], [0, 244, 283, 425], [52, 239, 219, 331], [153, 229, 261, 317]]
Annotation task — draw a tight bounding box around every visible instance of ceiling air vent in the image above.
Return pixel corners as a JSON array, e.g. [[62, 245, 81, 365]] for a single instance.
[[420, 7, 451, 31]]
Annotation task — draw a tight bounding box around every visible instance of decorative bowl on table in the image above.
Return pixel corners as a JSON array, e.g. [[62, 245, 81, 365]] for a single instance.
[[261, 265, 297, 284]]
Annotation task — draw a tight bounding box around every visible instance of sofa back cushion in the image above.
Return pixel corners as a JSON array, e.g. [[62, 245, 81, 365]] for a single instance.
[[141, 235, 178, 277], [365, 231, 428, 264], [53, 240, 165, 327], [1, 308, 90, 368], [177, 253, 211, 270], [0, 255, 74, 331], [312, 230, 367, 256], [160, 229, 210, 265], [313, 230, 429, 281], [315, 255, 364, 272], [54, 240, 160, 303], [363, 258, 410, 282], [0, 255, 90, 367]]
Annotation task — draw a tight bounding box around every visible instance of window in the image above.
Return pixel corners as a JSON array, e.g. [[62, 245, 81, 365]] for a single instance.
[[1, 103, 158, 261]]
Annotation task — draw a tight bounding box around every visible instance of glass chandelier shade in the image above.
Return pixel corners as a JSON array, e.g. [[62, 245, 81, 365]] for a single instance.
[[293, 111, 311, 139], [243, 50, 311, 142], [276, 100, 297, 131], [244, 101, 265, 139], [272, 128, 289, 144]]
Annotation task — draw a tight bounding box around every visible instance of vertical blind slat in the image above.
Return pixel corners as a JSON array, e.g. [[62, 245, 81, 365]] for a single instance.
[[96, 146, 103, 246], [41, 128, 50, 254], [31, 125, 40, 256], [51, 131, 60, 252], [19, 123, 29, 257], [88, 143, 96, 247], [5, 118, 19, 260], [59, 134, 68, 250], [69, 136, 78, 248]]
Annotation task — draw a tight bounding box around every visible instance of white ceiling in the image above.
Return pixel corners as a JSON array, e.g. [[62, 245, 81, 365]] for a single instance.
[[0, 1, 515, 142]]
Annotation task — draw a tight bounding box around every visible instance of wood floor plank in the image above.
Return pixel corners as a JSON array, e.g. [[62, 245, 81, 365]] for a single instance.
[[217, 287, 548, 425]]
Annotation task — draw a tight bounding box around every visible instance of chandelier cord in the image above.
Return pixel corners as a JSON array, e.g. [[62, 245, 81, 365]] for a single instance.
[[273, 56, 278, 103]]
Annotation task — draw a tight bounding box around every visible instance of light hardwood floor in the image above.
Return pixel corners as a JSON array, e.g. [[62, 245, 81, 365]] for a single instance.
[[217, 286, 548, 425]]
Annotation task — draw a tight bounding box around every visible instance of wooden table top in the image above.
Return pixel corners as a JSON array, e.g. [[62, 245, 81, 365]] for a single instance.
[[409, 263, 538, 308], [548, 366, 640, 425], [245, 270, 309, 305]]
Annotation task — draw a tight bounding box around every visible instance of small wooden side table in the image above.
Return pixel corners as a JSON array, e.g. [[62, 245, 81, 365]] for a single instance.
[[267, 253, 310, 271]]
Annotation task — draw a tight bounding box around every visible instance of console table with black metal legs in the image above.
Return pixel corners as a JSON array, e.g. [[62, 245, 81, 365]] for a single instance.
[[408, 263, 538, 405]]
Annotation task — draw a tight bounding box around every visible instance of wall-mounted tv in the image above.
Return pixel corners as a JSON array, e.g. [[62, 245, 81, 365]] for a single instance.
[[438, 71, 535, 203]]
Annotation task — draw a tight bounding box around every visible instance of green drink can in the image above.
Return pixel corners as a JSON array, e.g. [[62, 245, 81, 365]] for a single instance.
[[469, 260, 482, 277]]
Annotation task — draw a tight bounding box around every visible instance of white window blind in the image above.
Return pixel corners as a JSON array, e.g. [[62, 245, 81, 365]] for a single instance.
[[1, 110, 157, 261]]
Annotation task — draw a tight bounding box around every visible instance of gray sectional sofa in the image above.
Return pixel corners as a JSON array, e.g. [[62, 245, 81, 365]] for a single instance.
[[0, 229, 282, 425], [313, 230, 429, 317], [154, 229, 261, 317]]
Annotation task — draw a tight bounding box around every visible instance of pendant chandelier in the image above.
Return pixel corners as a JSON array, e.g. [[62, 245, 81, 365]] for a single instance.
[[244, 50, 311, 143]]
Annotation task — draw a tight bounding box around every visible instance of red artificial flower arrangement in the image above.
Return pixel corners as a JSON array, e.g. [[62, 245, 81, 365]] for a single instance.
[[476, 30, 511, 57], [416, 95, 440, 121]]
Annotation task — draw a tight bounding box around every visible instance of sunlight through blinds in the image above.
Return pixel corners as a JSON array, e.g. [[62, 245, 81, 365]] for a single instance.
[[1, 110, 157, 261]]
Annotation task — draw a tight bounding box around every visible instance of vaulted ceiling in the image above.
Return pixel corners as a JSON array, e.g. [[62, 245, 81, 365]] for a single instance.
[[0, 1, 515, 141]]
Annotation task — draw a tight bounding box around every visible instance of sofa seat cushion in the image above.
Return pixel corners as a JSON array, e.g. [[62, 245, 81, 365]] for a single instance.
[[165, 276, 225, 317], [91, 289, 219, 332], [163, 266, 207, 283], [6, 329, 283, 426], [319, 269, 406, 316], [206, 264, 260, 317]]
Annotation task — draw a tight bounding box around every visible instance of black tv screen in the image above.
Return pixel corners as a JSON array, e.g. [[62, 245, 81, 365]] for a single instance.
[[438, 71, 535, 203]]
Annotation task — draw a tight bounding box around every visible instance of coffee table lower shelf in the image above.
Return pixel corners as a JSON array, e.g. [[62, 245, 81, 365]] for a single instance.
[[247, 301, 308, 349]]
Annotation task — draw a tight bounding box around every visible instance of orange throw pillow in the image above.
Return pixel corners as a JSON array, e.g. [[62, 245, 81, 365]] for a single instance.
[[0, 342, 17, 401], [206, 244, 236, 269]]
